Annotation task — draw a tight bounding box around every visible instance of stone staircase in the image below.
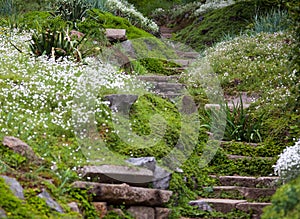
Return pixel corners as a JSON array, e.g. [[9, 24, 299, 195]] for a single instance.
[[188, 175, 278, 219], [73, 163, 173, 218], [186, 140, 279, 219]]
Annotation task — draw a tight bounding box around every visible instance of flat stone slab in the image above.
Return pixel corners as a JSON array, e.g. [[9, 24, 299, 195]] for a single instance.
[[194, 198, 247, 213], [137, 75, 179, 83], [72, 182, 173, 206], [208, 186, 276, 199], [80, 165, 153, 185], [105, 29, 127, 42], [211, 175, 279, 188], [236, 202, 271, 214], [127, 206, 155, 219], [152, 82, 185, 94], [227, 154, 274, 160]]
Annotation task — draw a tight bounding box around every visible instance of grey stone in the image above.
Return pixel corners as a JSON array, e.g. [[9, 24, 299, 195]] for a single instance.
[[155, 207, 171, 219], [72, 182, 173, 206], [105, 29, 127, 42], [2, 136, 43, 164], [0, 175, 24, 199], [38, 189, 64, 213], [152, 82, 185, 94], [128, 206, 155, 219], [126, 157, 156, 172], [0, 208, 7, 218], [67, 202, 81, 213], [121, 40, 136, 59], [153, 166, 171, 190], [189, 200, 212, 212], [80, 165, 154, 185], [125, 157, 172, 189], [104, 94, 138, 113], [195, 198, 247, 213]]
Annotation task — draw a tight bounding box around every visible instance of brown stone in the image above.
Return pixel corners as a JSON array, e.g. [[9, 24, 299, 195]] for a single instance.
[[93, 202, 107, 218], [3, 136, 43, 164], [105, 29, 127, 42], [72, 182, 172, 206], [236, 202, 271, 215], [155, 207, 171, 219], [196, 198, 247, 213], [128, 206, 155, 219]]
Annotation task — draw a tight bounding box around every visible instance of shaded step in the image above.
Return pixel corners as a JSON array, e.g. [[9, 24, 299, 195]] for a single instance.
[[204, 186, 276, 200], [169, 59, 194, 67], [72, 181, 172, 206], [161, 33, 173, 39], [236, 202, 271, 215], [175, 51, 200, 59], [79, 165, 153, 187], [160, 27, 174, 34], [192, 198, 247, 213], [137, 75, 179, 83], [227, 154, 274, 161], [151, 82, 185, 94], [210, 175, 279, 188]]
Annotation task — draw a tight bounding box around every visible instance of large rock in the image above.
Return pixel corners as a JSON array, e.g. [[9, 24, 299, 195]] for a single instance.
[[126, 157, 172, 189], [38, 189, 64, 213], [104, 94, 138, 113], [155, 207, 171, 219], [72, 182, 173, 206], [80, 165, 153, 186], [2, 136, 42, 164], [127, 206, 155, 219], [105, 29, 127, 42], [0, 175, 24, 199]]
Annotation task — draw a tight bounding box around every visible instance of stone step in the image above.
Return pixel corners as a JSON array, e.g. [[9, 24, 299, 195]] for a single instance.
[[210, 175, 279, 188], [72, 181, 173, 206], [236, 202, 271, 215], [79, 165, 154, 187], [137, 75, 180, 83], [104, 94, 138, 113], [159, 27, 174, 34], [161, 33, 173, 39], [227, 154, 274, 161], [175, 51, 200, 59], [204, 186, 276, 200], [150, 82, 185, 94], [169, 59, 194, 67], [190, 198, 270, 215]]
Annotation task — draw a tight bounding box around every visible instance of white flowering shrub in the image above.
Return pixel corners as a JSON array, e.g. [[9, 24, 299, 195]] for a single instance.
[[274, 139, 300, 182], [95, 0, 159, 33], [193, 0, 236, 16]]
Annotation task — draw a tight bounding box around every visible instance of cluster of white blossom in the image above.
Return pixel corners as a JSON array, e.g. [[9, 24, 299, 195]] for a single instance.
[[0, 28, 147, 143], [274, 139, 300, 182], [193, 0, 236, 16], [105, 0, 159, 33]]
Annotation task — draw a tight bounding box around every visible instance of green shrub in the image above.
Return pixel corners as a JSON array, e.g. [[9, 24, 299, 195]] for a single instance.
[[262, 175, 300, 219], [252, 9, 290, 34], [29, 28, 87, 61], [77, 9, 153, 39]]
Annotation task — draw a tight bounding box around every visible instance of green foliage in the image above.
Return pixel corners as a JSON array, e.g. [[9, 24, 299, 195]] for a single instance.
[[0, 143, 27, 170], [53, 0, 91, 22], [175, 0, 283, 51], [262, 175, 300, 219], [29, 28, 87, 61], [201, 99, 264, 143], [252, 9, 290, 34], [77, 9, 153, 39], [0, 0, 14, 16], [20, 11, 68, 31], [133, 58, 181, 75], [68, 188, 99, 219]]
